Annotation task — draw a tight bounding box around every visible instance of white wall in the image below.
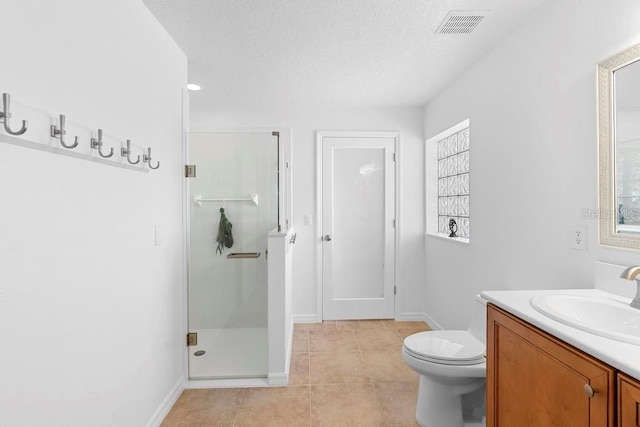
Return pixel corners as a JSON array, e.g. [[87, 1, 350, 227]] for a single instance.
[[191, 107, 426, 321], [0, 1, 187, 426], [423, 0, 640, 329]]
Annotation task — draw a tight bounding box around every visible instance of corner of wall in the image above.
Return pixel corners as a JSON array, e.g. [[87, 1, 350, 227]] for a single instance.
[[146, 376, 185, 427]]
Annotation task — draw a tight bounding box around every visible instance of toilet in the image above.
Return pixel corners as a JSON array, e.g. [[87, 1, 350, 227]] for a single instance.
[[402, 295, 487, 427]]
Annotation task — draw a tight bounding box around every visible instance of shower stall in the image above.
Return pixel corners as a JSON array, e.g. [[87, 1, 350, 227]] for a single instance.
[[186, 130, 291, 381]]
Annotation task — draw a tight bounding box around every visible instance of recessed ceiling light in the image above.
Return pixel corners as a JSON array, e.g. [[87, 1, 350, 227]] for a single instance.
[[187, 83, 202, 91]]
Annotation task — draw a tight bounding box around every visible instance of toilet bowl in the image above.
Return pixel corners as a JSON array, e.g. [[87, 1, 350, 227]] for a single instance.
[[402, 295, 487, 427]]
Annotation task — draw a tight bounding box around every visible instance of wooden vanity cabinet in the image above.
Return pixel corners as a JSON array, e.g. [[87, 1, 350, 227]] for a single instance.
[[487, 304, 616, 426], [618, 373, 640, 427]]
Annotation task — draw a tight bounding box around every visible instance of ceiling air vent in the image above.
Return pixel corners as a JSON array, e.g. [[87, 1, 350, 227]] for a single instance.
[[436, 11, 489, 34]]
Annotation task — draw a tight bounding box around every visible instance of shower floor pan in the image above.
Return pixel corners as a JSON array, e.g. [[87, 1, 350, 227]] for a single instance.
[[188, 327, 268, 379]]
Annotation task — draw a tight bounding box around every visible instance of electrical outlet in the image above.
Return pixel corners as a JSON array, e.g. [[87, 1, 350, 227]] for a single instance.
[[571, 224, 587, 250]]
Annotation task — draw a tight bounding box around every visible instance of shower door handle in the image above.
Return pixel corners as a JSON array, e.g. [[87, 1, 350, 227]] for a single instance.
[[324, 234, 332, 241]]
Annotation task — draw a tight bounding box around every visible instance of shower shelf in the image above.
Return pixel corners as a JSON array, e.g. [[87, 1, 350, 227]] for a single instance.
[[193, 193, 259, 207], [226, 252, 261, 259]]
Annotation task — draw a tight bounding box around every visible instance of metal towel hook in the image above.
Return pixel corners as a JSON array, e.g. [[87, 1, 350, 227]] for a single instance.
[[143, 147, 160, 170], [50, 114, 78, 149], [0, 93, 28, 135], [120, 139, 140, 165], [90, 129, 114, 158]]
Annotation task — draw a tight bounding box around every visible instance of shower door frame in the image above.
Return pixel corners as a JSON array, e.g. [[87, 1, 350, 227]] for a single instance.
[[182, 126, 293, 388]]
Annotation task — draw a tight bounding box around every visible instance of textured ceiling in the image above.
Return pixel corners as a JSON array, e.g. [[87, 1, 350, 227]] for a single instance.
[[143, 0, 550, 109]]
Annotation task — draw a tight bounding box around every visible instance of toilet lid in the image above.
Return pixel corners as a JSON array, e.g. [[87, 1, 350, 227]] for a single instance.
[[403, 331, 485, 365]]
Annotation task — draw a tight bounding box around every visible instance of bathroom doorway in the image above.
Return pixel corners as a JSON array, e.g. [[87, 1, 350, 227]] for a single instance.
[[318, 131, 398, 320], [185, 131, 278, 379]]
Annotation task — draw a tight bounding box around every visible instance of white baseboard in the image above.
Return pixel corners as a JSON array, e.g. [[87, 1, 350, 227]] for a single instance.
[[421, 313, 443, 330], [286, 320, 294, 373], [396, 312, 442, 330], [395, 312, 427, 322], [293, 314, 320, 323], [185, 377, 270, 389], [268, 372, 289, 386], [146, 375, 185, 427], [294, 312, 442, 329]]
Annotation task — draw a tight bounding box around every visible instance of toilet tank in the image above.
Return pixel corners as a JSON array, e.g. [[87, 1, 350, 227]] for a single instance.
[[466, 295, 488, 344]]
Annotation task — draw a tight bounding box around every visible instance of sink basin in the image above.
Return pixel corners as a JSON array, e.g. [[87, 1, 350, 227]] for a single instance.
[[530, 292, 640, 345]]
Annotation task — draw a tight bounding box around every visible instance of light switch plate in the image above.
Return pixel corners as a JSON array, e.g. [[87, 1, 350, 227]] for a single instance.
[[155, 223, 162, 246], [304, 214, 313, 226]]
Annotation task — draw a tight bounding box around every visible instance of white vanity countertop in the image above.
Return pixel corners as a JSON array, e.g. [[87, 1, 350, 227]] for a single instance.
[[481, 289, 640, 381]]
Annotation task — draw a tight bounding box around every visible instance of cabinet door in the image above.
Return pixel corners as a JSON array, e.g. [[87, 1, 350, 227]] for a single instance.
[[487, 304, 615, 427], [619, 373, 640, 427]]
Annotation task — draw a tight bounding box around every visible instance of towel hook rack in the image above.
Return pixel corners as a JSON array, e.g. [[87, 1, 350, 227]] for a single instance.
[[143, 147, 160, 170], [0, 93, 28, 136], [121, 139, 140, 165], [90, 129, 114, 158], [50, 114, 78, 149]]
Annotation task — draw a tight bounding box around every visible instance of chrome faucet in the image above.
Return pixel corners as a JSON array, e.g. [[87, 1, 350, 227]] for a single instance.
[[620, 265, 640, 309]]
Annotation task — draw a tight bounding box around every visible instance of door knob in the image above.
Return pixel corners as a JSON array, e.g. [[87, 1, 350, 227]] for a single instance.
[[324, 234, 332, 241], [584, 384, 597, 398]]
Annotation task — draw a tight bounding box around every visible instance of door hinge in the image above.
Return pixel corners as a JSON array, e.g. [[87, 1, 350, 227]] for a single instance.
[[392, 219, 396, 228], [185, 165, 196, 178], [187, 332, 198, 346], [394, 286, 397, 295], [392, 153, 396, 162]]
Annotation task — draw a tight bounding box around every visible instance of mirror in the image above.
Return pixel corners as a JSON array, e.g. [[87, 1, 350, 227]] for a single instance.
[[598, 43, 640, 250]]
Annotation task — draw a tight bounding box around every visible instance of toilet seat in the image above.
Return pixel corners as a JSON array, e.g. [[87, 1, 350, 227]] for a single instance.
[[403, 331, 485, 366]]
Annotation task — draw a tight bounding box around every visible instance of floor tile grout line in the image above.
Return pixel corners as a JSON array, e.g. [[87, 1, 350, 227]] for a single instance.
[[231, 387, 247, 427], [371, 381, 391, 426], [308, 383, 312, 426], [375, 328, 395, 426], [353, 329, 362, 353], [307, 335, 311, 387], [354, 329, 375, 386]]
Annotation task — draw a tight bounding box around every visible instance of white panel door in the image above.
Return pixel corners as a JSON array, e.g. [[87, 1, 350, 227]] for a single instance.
[[321, 135, 395, 320]]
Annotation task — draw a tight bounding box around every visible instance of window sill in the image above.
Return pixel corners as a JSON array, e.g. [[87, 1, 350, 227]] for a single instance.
[[425, 232, 470, 246]]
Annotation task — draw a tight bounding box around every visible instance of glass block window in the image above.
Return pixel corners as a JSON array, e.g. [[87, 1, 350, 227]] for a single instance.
[[437, 127, 469, 238], [425, 120, 470, 242]]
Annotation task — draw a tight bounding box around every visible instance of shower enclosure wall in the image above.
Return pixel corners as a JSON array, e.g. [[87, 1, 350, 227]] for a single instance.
[[186, 130, 290, 381]]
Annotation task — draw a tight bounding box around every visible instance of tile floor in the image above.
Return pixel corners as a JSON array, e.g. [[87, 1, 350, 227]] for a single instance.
[[162, 320, 430, 426]]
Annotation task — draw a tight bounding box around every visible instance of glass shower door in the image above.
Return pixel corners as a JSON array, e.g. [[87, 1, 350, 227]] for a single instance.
[[187, 131, 277, 379]]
